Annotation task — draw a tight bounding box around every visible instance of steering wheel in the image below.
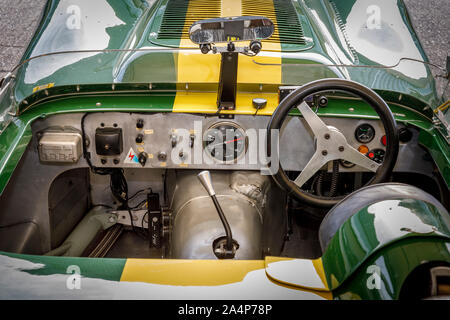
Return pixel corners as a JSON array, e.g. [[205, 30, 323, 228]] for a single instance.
[[267, 79, 399, 208]]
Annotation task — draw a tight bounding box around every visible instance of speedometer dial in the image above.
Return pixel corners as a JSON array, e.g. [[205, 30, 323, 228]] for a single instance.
[[355, 123, 375, 144], [204, 122, 247, 163]]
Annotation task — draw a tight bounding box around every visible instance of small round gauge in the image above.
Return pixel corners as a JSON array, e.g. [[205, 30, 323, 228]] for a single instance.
[[367, 148, 385, 164], [339, 159, 356, 168], [355, 123, 375, 144], [204, 122, 247, 163]]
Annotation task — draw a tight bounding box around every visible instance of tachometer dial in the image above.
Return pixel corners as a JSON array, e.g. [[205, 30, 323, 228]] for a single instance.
[[367, 148, 385, 164], [355, 123, 375, 144], [204, 122, 247, 163]]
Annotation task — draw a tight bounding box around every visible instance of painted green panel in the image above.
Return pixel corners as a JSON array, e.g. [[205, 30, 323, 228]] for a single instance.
[[419, 129, 450, 186], [333, 238, 450, 299], [272, 0, 315, 52], [147, 0, 194, 48], [121, 52, 178, 83], [1, 251, 126, 282], [322, 198, 450, 290], [0, 119, 33, 194]]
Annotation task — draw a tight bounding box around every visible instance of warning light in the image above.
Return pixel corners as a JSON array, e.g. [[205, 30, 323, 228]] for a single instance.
[[358, 145, 369, 154], [381, 135, 387, 146], [368, 152, 375, 159]]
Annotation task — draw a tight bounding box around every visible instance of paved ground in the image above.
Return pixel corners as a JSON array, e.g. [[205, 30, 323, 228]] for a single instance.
[[0, 0, 449, 79]]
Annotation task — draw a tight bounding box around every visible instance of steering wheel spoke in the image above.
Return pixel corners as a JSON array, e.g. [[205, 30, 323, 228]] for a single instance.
[[340, 144, 381, 172], [294, 152, 328, 188], [297, 101, 328, 136]]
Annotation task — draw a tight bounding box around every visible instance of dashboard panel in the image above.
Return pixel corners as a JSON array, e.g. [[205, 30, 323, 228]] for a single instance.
[[32, 112, 430, 175]]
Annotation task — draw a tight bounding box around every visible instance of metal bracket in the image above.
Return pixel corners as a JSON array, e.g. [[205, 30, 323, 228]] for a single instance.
[[217, 51, 239, 110]]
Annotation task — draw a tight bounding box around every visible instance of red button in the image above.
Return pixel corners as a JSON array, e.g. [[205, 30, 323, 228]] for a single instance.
[[368, 152, 375, 159], [381, 135, 387, 146]]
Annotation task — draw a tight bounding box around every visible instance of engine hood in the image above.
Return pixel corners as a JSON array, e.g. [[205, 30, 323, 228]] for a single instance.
[[10, 0, 441, 112]]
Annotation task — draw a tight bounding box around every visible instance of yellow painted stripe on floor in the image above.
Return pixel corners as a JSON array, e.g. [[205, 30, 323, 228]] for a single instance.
[[120, 259, 264, 286]]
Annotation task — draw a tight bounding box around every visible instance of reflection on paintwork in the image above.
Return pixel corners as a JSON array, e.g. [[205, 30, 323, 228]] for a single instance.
[[322, 198, 450, 291], [24, 0, 144, 83], [373, 256, 395, 300], [368, 200, 444, 242], [344, 0, 426, 78], [0, 254, 327, 300], [264, 257, 328, 290]]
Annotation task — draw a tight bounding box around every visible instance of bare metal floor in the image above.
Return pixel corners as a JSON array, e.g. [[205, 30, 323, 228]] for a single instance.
[[105, 212, 322, 260], [105, 229, 163, 259]]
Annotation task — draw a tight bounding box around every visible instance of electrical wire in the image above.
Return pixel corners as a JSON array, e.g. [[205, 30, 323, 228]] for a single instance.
[[81, 112, 148, 240]]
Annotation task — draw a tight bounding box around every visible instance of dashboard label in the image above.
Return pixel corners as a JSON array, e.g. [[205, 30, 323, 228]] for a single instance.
[[124, 148, 140, 164]]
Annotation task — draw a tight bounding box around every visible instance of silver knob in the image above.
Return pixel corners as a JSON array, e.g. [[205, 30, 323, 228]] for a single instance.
[[252, 98, 267, 110], [197, 171, 216, 196]]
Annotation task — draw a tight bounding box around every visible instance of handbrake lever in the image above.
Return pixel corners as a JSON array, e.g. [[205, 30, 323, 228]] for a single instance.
[[197, 171, 238, 259]]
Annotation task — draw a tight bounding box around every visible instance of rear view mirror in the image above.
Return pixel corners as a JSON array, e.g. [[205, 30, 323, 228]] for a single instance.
[[189, 16, 274, 44]]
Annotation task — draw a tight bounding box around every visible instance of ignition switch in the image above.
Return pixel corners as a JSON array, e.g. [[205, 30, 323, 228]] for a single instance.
[[138, 152, 148, 167]]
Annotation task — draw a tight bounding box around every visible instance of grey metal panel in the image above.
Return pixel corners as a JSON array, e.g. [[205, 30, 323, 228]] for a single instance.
[[75, 112, 430, 174], [48, 168, 89, 249], [0, 111, 434, 254], [169, 171, 284, 260]]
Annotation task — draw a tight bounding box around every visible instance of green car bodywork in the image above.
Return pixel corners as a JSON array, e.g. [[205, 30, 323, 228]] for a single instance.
[[0, 0, 449, 299]]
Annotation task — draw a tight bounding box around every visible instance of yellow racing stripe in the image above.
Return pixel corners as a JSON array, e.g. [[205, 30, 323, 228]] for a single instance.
[[221, 0, 242, 16], [120, 259, 264, 286], [174, 0, 282, 114], [120, 258, 332, 299], [312, 258, 330, 291]]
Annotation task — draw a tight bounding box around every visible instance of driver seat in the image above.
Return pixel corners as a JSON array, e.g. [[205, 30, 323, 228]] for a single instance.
[[318, 183, 448, 252]]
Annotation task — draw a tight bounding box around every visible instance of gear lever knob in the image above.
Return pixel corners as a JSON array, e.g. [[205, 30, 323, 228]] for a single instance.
[[197, 171, 216, 196]]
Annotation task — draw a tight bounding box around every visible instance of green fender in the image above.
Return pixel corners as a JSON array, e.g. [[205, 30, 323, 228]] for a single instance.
[[321, 198, 450, 294], [333, 237, 450, 299]]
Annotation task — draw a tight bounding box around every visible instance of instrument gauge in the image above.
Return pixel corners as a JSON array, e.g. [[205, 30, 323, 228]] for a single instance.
[[367, 148, 385, 164], [204, 122, 247, 163], [355, 124, 375, 144]]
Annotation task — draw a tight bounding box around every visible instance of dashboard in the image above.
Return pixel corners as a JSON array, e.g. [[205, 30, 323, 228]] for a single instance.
[[34, 112, 428, 175]]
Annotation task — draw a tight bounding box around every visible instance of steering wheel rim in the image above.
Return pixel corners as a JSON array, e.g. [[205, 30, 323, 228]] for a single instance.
[[267, 78, 399, 208]]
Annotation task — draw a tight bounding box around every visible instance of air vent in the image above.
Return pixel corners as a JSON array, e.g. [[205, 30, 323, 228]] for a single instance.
[[156, 0, 221, 41], [150, 0, 312, 51], [242, 0, 306, 46]]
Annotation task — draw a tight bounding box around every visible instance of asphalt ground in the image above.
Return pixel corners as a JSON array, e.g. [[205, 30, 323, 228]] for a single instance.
[[0, 0, 449, 79]]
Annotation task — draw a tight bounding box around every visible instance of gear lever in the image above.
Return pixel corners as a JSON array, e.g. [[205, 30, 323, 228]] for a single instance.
[[197, 171, 238, 259]]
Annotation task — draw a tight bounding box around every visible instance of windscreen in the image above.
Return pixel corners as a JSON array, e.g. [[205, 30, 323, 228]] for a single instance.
[[0, 48, 448, 134]]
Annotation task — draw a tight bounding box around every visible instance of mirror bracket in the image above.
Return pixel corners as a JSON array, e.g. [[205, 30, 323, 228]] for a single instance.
[[200, 41, 262, 110], [189, 16, 273, 111], [217, 50, 239, 110]]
